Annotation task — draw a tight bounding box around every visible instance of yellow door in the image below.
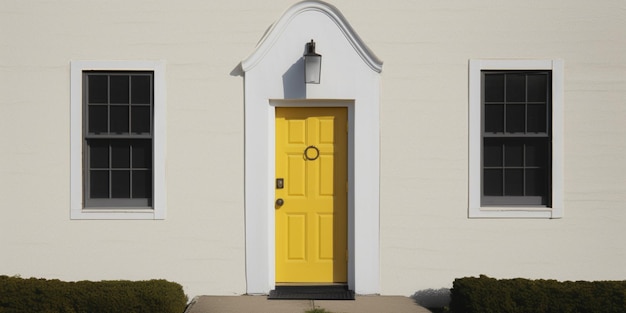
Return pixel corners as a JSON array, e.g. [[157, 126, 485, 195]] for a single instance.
[[275, 107, 348, 283]]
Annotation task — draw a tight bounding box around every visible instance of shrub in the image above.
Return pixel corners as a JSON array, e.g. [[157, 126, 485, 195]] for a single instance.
[[0, 275, 187, 313], [449, 275, 626, 313]]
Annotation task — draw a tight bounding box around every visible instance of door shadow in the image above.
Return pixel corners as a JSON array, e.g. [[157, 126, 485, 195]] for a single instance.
[[331, 108, 349, 284]]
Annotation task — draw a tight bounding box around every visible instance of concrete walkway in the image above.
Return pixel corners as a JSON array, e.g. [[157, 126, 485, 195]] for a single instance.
[[185, 295, 432, 313]]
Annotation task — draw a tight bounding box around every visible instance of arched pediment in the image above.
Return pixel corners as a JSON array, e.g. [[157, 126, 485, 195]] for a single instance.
[[241, 0, 382, 73]]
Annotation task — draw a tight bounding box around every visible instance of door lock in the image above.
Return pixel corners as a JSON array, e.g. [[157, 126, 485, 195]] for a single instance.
[[276, 178, 284, 189]]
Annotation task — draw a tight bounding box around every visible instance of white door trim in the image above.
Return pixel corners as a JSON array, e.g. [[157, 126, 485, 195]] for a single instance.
[[241, 1, 382, 295], [244, 97, 379, 294]]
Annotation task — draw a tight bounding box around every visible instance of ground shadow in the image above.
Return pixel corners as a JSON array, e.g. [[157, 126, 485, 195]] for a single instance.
[[411, 288, 451, 311]]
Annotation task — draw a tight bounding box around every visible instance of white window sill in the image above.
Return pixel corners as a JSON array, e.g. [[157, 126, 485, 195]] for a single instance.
[[71, 208, 163, 220], [469, 206, 562, 219]]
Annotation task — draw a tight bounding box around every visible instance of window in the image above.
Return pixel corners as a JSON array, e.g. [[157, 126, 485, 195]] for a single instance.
[[469, 60, 563, 218], [84, 72, 153, 207], [482, 71, 551, 206], [71, 61, 166, 219]]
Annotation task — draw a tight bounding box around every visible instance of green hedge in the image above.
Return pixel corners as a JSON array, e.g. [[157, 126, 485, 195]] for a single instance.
[[0, 276, 187, 313], [450, 275, 626, 313]]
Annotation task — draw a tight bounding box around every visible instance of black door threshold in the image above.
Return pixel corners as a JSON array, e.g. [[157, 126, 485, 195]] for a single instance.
[[268, 284, 355, 300]]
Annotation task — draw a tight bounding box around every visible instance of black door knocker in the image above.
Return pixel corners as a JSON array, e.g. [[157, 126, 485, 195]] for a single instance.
[[304, 145, 320, 161]]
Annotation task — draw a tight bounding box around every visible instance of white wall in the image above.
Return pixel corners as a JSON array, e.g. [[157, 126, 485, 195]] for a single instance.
[[0, 0, 276, 297], [1, 0, 625, 298], [372, 0, 626, 295]]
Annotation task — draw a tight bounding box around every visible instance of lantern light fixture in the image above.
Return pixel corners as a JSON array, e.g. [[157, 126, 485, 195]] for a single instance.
[[304, 39, 321, 84]]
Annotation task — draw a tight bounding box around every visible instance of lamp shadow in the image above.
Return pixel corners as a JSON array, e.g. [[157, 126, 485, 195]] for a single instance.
[[282, 57, 306, 99]]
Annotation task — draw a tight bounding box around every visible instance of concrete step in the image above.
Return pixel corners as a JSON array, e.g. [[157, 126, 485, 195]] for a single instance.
[[185, 295, 432, 313]]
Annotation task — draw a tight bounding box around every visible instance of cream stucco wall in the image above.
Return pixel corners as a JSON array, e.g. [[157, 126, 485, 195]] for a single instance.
[[1, 0, 625, 299], [373, 0, 626, 296]]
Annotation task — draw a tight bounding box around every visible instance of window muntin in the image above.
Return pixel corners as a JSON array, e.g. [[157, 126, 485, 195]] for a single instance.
[[83, 72, 154, 208], [481, 71, 552, 206]]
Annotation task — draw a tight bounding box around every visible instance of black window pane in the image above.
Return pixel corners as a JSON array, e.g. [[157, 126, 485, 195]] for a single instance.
[[111, 170, 130, 198], [88, 105, 108, 133], [526, 141, 547, 167], [88, 75, 108, 104], [484, 169, 503, 196], [526, 169, 546, 198], [527, 74, 548, 102], [132, 140, 152, 168], [84, 72, 154, 207], [90, 170, 109, 198], [110, 76, 130, 104], [131, 106, 151, 133], [484, 74, 504, 102], [506, 104, 525, 133], [90, 141, 109, 168], [506, 74, 525, 102], [132, 170, 152, 198], [485, 104, 504, 133], [527, 104, 547, 133], [504, 169, 524, 196], [110, 106, 129, 133], [131, 76, 151, 104], [484, 140, 502, 167], [482, 71, 552, 205], [504, 144, 523, 167], [111, 142, 130, 168]]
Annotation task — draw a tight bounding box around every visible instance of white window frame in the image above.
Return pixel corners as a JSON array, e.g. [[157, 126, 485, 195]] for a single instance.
[[71, 60, 166, 220], [469, 59, 563, 218]]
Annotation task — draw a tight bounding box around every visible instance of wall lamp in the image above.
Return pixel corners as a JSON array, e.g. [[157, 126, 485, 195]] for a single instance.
[[304, 39, 322, 84]]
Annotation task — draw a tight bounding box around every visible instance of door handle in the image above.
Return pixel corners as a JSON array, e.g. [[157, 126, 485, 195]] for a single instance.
[[275, 198, 284, 206]]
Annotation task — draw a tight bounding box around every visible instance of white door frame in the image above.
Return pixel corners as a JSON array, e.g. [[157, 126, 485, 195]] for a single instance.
[[243, 98, 380, 295]]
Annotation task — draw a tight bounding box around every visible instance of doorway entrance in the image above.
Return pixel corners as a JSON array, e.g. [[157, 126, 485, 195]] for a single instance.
[[275, 107, 348, 283]]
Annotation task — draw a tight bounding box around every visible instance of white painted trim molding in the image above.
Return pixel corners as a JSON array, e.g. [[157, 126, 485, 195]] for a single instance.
[[70, 60, 166, 220], [469, 59, 564, 218], [241, 0, 382, 295]]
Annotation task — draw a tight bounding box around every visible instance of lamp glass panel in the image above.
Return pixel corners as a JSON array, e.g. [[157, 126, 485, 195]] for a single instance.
[[305, 55, 321, 84]]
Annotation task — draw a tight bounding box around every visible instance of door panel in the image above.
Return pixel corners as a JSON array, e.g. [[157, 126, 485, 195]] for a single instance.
[[287, 214, 306, 260], [275, 107, 347, 283]]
